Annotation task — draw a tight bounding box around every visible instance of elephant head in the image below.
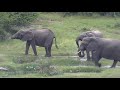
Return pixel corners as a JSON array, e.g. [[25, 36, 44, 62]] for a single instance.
[[76, 31, 96, 48], [78, 37, 99, 57], [11, 30, 34, 41], [77, 40, 89, 57]]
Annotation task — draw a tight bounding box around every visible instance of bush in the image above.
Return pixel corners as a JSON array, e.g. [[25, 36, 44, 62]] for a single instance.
[[0, 12, 39, 40]]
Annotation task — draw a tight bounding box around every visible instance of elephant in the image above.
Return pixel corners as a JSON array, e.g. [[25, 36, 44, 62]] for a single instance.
[[11, 29, 58, 57], [78, 37, 120, 68], [76, 30, 103, 48], [76, 30, 103, 61]]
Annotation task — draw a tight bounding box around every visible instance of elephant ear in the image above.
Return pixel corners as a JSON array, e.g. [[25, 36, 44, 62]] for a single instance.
[[82, 37, 96, 45], [22, 31, 34, 41], [86, 37, 98, 51]]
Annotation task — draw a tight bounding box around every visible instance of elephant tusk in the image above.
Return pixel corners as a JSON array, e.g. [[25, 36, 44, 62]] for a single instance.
[[77, 50, 81, 54]]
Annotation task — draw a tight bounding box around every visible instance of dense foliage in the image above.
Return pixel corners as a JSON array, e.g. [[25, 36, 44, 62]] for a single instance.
[[0, 12, 39, 40]]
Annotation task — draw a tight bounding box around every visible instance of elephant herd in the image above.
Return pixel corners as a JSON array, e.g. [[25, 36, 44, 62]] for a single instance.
[[11, 28, 120, 68]]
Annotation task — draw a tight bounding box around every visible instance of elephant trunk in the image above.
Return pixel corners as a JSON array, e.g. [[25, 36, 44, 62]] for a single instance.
[[11, 35, 15, 39], [78, 50, 85, 57], [76, 37, 80, 48]]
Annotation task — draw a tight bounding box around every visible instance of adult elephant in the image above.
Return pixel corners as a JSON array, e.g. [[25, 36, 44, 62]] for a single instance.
[[78, 37, 120, 68], [11, 29, 58, 57], [76, 30, 103, 48], [76, 30, 103, 61]]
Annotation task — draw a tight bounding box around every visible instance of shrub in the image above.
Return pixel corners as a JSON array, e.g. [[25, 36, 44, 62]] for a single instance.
[[0, 12, 39, 40]]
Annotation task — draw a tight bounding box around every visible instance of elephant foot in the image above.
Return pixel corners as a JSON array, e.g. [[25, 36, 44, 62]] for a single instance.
[[95, 62, 101, 67], [45, 54, 51, 57], [110, 65, 116, 68], [98, 63, 101, 67], [110, 60, 118, 68], [110, 66, 115, 68], [87, 58, 93, 61], [87, 59, 91, 61]]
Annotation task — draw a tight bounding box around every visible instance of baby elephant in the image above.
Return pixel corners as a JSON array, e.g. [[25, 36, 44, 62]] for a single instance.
[[78, 37, 120, 68], [11, 29, 58, 57]]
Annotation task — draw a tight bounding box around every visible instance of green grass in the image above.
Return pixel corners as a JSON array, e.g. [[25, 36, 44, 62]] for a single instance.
[[1, 12, 120, 78]]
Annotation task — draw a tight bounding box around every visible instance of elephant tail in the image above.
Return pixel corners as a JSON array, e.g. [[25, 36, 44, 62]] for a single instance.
[[54, 37, 59, 49]]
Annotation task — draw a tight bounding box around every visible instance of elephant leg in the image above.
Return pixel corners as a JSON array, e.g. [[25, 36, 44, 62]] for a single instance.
[[45, 47, 51, 57], [31, 41, 37, 56], [25, 41, 31, 55], [76, 37, 80, 48], [110, 60, 118, 68], [86, 50, 91, 61], [48, 46, 52, 57], [45, 47, 48, 57], [44, 38, 53, 57], [95, 61, 101, 67], [92, 51, 101, 67]]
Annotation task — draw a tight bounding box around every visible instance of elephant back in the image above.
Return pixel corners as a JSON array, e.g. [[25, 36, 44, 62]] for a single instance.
[[33, 29, 54, 39], [91, 30, 103, 38]]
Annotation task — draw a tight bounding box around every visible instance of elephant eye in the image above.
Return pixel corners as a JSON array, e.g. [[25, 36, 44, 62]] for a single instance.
[[20, 34, 24, 38], [20, 34, 23, 37]]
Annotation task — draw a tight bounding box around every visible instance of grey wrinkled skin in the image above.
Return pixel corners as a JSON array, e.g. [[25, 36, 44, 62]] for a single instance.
[[76, 30, 103, 61], [11, 29, 58, 57], [78, 37, 120, 68]]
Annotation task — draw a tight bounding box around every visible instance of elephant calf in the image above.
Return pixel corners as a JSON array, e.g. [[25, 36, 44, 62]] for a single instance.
[[11, 29, 58, 57], [76, 30, 103, 61], [78, 37, 120, 68]]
